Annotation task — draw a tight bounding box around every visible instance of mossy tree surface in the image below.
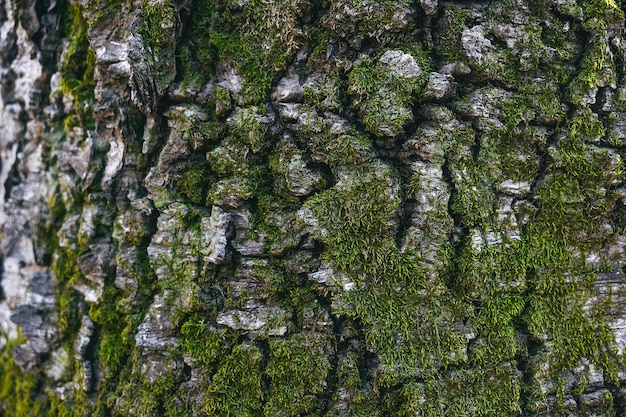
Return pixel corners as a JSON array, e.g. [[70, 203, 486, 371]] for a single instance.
[[2, 0, 626, 416]]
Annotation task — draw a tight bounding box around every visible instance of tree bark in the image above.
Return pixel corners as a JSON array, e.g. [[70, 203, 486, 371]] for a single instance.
[[1, 0, 626, 415]]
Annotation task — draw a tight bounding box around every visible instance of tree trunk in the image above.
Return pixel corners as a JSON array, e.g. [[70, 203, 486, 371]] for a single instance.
[[1, 0, 626, 415]]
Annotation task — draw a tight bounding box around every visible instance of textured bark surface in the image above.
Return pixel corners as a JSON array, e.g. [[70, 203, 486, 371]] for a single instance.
[[2, 0, 626, 415]]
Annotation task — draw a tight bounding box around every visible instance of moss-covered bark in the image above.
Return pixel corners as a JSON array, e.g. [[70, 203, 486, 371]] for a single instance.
[[2, 0, 626, 416]]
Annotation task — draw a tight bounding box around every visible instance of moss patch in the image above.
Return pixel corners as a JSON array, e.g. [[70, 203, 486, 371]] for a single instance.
[[0, 334, 48, 416], [60, 2, 96, 133], [191, 0, 308, 105], [348, 47, 430, 137]]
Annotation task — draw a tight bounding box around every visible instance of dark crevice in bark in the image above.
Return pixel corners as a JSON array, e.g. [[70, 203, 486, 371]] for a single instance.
[[527, 127, 561, 199], [3, 149, 21, 204], [319, 309, 344, 416], [441, 148, 471, 305]]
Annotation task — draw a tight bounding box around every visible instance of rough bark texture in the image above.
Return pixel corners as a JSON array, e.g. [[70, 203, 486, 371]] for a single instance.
[[2, 0, 626, 415]]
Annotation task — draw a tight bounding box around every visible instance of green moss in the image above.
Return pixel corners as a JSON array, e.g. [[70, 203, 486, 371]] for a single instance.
[[114, 250, 157, 312], [204, 106, 273, 207], [269, 140, 325, 201], [348, 48, 430, 137], [180, 314, 232, 368], [0, 334, 48, 416], [128, 364, 183, 416], [177, 40, 208, 89], [48, 398, 75, 417], [228, 106, 268, 151], [136, 0, 178, 94], [139, 0, 176, 51], [212, 85, 232, 118], [288, 2, 626, 404], [256, 199, 305, 256], [301, 164, 468, 386], [566, 38, 615, 107], [516, 111, 623, 376], [322, 0, 416, 49], [54, 250, 85, 339], [264, 335, 332, 416], [321, 133, 372, 168], [503, 83, 566, 129], [324, 352, 381, 416], [206, 109, 266, 173], [46, 194, 90, 342], [95, 0, 129, 25], [205, 343, 264, 416], [541, 24, 577, 75], [8, 1, 625, 416], [60, 3, 96, 133], [194, 0, 308, 105], [172, 159, 213, 205], [582, 0, 624, 31], [457, 237, 528, 300], [386, 364, 521, 416], [302, 71, 345, 112], [97, 332, 128, 378], [469, 295, 525, 367], [435, 6, 472, 62], [88, 285, 135, 383], [524, 276, 611, 371], [582, 390, 616, 415], [206, 138, 246, 176]]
